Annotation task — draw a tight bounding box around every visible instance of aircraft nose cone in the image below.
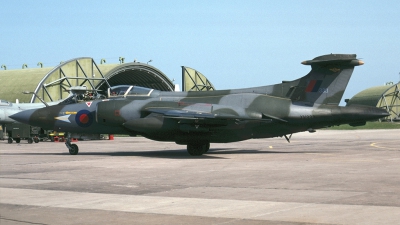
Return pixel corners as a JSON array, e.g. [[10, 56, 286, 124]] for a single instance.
[[9, 109, 36, 125]]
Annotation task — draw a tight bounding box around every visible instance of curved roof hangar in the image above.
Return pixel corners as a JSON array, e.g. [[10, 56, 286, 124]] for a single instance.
[[98, 62, 175, 92], [0, 58, 176, 103], [347, 82, 399, 121]]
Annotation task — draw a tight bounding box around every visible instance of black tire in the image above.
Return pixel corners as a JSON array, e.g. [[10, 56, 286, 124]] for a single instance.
[[34, 138, 39, 143], [204, 143, 210, 153], [68, 144, 79, 155], [187, 143, 207, 156], [8, 137, 13, 144], [15, 138, 21, 144]]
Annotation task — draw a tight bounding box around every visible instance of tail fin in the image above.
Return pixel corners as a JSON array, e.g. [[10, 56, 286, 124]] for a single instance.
[[283, 54, 363, 105]]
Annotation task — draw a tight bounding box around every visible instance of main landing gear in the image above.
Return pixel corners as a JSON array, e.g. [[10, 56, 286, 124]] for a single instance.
[[187, 142, 210, 156], [65, 133, 79, 155]]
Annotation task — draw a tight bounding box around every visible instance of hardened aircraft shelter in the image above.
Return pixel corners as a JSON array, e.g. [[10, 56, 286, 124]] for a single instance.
[[347, 82, 400, 121], [0, 58, 215, 104], [0, 57, 174, 103]]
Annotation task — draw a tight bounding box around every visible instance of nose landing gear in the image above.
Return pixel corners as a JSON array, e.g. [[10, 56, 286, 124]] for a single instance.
[[65, 133, 79, 155]]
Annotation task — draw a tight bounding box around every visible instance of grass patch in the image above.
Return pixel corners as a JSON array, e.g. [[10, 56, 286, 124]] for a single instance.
[[325, 121, 400, 130]]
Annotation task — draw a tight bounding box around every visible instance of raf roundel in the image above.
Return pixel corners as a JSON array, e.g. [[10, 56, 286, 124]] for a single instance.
[[75, 110, 93, 127]]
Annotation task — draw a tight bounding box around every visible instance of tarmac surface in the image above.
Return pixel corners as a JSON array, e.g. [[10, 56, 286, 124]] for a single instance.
[[0, 130, 399, 225]]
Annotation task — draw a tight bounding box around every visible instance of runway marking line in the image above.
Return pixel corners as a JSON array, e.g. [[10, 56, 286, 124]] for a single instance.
[[370, 142, 399, 150]]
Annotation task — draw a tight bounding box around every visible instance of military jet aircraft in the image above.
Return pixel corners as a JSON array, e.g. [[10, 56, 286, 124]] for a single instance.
[[11, 54, 389, 156]]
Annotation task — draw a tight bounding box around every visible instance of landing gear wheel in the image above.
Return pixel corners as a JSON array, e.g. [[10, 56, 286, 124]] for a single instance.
[[204, 143, 210, 153], [27, 138, 33, 144], [68, 144, 79, 155], [187, 142, 210, 156], [65, 132, 79, 155], [8, 137, 13, 144]]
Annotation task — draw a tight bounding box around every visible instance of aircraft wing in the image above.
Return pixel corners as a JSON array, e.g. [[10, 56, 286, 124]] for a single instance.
[[133, 100, 284, 122], [123, 107, 273, 135], [147, 108, 243, 120]]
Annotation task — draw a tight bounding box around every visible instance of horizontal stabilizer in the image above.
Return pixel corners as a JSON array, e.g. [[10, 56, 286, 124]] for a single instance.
[[301, 54, 364, 66]]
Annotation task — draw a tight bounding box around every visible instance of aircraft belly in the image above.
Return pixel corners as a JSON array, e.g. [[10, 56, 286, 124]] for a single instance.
[[53, 120, 127, 134], [139, 120, 254, 143], [251, 123, 308, 138], [167, 122, 273, 143]]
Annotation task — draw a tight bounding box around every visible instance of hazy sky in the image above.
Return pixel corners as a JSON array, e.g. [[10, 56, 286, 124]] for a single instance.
[[1, 0, 399, 103]]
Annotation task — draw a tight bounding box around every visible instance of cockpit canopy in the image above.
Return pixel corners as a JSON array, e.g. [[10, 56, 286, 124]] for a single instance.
[[108, 85, 156, 98]]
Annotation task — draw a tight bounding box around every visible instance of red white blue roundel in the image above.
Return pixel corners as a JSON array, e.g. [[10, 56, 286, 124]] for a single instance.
[[75, 110, 93, 127]]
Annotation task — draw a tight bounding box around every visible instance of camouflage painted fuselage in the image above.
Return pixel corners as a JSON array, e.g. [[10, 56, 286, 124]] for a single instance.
[[12, 54, 388, 147]]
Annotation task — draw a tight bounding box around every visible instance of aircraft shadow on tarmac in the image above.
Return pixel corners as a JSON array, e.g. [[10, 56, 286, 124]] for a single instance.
[[3, 148, 321, 159]]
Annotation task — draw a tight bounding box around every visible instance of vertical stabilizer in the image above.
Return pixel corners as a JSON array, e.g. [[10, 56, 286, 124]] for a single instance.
[[285, 54, 363, 105]]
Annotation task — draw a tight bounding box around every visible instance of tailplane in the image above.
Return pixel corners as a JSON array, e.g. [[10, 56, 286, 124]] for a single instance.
[[281, 54, 363, 105]]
